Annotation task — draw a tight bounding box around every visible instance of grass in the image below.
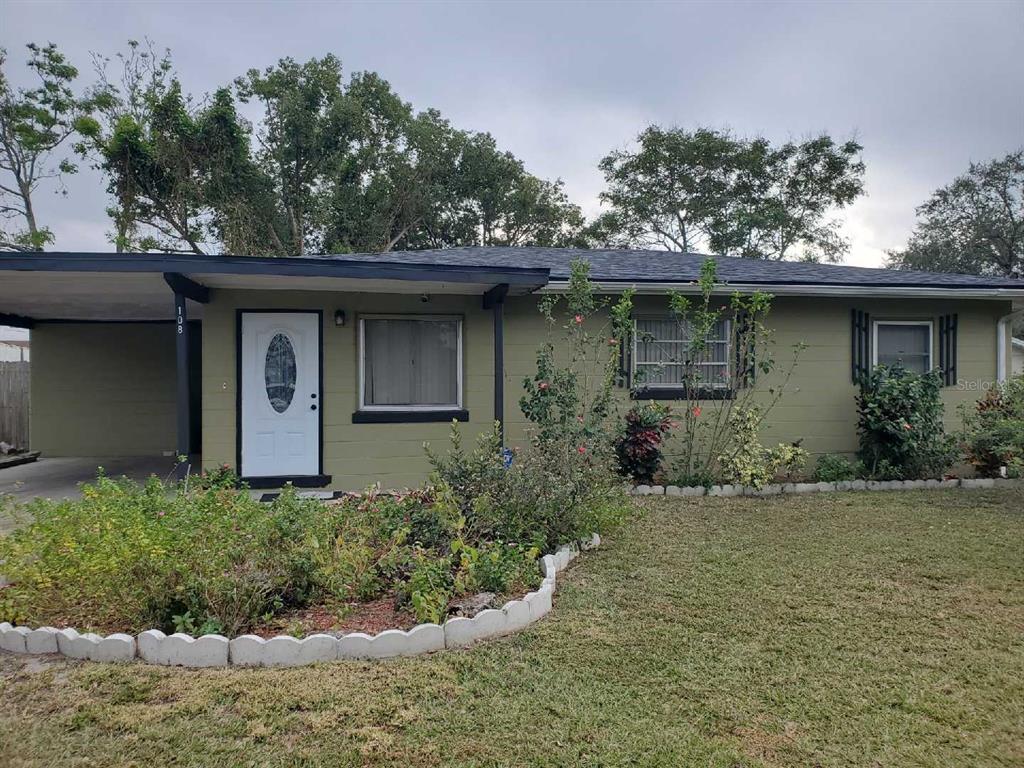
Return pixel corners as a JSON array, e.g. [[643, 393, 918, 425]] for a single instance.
[[2, 489, 1022, 767]]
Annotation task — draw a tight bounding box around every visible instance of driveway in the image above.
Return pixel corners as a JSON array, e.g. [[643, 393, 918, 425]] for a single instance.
[[0, 455, 177, 506]]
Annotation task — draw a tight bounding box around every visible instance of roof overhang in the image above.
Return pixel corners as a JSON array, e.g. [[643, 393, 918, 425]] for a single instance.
[[0, 252, 550, 323], [542, 280, 1024, 301]]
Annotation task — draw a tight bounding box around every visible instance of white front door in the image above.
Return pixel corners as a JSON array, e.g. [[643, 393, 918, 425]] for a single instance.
[[240, 312, 320, 478]]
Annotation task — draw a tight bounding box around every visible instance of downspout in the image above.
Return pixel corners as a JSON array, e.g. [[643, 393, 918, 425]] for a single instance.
[[996, 307, 1024, 383]]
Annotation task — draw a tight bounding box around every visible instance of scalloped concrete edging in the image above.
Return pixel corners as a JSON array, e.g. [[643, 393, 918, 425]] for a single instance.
[[633, 477, 1023, 497], [0, 533, 599, 668]]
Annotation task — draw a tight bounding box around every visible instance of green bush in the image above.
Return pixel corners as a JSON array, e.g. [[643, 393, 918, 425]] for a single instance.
[[960, 376, 1024, 477], [855, 366, 956, 480], [453, 540, 540, 596], [715, 406, 808, 488], [812, 453, 859, 482], [428, 422, 630, 552]]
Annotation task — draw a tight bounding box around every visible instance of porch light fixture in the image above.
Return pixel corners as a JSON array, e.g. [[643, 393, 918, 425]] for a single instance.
[[334, 309, 346, 327]]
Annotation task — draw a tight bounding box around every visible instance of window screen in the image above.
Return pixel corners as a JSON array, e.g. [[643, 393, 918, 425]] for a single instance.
[[633, 317, 731, 388], [875, 322, 931, 374], [362, 317, 461, 408]]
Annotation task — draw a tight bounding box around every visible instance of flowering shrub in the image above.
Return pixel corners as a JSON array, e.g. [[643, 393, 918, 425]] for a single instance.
[[856, 365, 956, 480], [615, 402, 675, 483], [650, 259, 803, 484], [959, 375, 1024, 477], [519, 258, 634, 449]]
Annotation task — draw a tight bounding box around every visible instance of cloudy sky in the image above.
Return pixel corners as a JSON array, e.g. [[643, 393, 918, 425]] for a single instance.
[[2, 0, 1022, 267]]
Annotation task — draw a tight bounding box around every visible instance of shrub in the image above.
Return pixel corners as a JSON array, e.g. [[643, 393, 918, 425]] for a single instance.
[[427, 423, 630, 552], [715, 406, 808, 488], [649, 259, 804, 484], [812, 453, 858, 482], [855, 365, 956, 480], [615, 402, 675, 483], [960, 376, 1024, 477], [401, 548, 453, 624], [0, 475, 444, 635], [453, 540, 540, 596]]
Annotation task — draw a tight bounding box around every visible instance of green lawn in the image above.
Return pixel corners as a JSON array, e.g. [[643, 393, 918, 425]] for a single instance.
[[2, 489, 1022, 767]]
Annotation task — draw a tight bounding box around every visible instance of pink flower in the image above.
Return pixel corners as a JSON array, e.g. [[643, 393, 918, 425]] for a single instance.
[[538, 381, 549, 390], [608, 337, 618, 345], [574, 314, 583, 324], [903, 422, 912, 431], [577, 445, 587, 454], [692, 406, 702, 418]]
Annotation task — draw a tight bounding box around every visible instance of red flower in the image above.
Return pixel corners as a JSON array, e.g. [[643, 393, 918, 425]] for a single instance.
[[574, 314, 583, 324], [692, 406, 702, 418], [577, 445, 587, 454], [538, 381, 549, 390]]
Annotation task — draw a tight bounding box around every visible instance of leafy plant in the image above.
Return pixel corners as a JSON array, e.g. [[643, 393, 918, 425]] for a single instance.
[[812, 453, 859, 483], [615, 402, 675, 484], [959, 375, 1024, 478], [519, 258, 634, 448], [856, 365, 956, 480], [715, 406, 808, 488], [453, 540, 540, 596], [403, 548, 453, 624], [651, 259, 802, 484]]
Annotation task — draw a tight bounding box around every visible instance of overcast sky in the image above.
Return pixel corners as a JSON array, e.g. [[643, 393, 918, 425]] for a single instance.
[[2, 0, 1022, 267]]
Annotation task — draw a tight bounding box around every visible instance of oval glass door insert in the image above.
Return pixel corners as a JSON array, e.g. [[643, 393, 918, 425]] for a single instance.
[[264, 333, 297, 413]]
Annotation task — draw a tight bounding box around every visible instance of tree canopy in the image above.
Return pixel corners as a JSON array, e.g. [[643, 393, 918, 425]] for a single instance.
[[0, 43, 99, 251], [593, 126, 865, 261], [886, 150, 1023, 279]]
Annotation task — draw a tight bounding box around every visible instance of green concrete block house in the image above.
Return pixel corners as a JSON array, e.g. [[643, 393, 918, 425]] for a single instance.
[[2, 247, 1022, 490]]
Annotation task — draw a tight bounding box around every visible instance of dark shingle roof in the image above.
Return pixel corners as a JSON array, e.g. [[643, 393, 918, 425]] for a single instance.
[[306, 246, 1024, 289]]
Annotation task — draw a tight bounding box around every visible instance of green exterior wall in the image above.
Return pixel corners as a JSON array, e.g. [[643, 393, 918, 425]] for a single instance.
[[201, 290, 497, 490], [30, 323, 177, 456], [200, 289, 1011, 490]]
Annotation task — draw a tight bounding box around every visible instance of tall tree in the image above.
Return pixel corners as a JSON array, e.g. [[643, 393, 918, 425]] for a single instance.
[[0, 43, 98, 251], [887, 150, 1023, 278], [84, 39, 174, 251], [595, 126, 865, 261], [235, 55, 350, 256]]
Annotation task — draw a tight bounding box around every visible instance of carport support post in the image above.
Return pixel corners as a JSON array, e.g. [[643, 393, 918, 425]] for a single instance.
[[174, 291, 191, 480], [483, 284, 509, 445]]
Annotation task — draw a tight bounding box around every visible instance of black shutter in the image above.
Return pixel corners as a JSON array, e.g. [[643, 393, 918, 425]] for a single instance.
[[851, 309, 870, 384], [938, 314, 958, 386], [618, 323, 631, 389], [734, 311, 755, 388]]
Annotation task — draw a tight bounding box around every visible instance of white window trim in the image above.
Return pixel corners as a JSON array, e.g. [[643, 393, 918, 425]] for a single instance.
[[631, 316, 732, 389], [871, 320, 933, 371], [358, 314, 464, 411]]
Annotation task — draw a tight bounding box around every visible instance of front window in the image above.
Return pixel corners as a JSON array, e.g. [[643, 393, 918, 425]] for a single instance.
[[873, 321, 932, 374], [359, 315, 462, 410], [633, 316, 731, 389]]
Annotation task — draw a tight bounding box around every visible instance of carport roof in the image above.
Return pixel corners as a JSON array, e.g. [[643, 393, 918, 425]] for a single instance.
[[0, 251, 551, 323]]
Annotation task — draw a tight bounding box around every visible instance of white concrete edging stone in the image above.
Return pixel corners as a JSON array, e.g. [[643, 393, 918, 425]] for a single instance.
[[0, 532, 601, 669], [632, 477, 1023, 497]]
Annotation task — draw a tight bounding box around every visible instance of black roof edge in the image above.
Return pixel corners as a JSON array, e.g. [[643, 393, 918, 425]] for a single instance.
[[0, 251, 551, 286], [552, 275, 1024, 291]]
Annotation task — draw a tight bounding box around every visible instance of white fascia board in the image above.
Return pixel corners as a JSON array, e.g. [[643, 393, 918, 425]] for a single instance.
[[541, 280, 1024, 300]]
